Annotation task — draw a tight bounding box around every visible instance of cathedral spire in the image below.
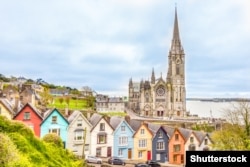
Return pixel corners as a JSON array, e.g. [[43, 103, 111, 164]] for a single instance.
[[151, 68, 155, 84], [171, 6, 183, 51]]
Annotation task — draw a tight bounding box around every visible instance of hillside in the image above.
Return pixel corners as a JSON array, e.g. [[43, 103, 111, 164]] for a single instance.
[[0, 116, 84, 167]]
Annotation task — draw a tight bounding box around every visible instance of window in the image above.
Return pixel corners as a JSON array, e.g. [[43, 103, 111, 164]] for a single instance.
[[24, 112, 30, 120], [119, 136, 128, 146], [49, 128, 60, 136], [97, 134, 107, 144], [74, 130, 84, 141], [190, 137, 194, 143], [52, 116, 57, 124], [138, 139, 147, 148], [175, 134, 179, 141], [121, 126, 126, 132], [118, 149, 122, 156], [204, 138, 208, 145], [100, 123, 105, 131], [156, 142, 164, 150], [138, 151, 143, 158], [140, 129, 145, 134], [174, 144, 180, 152], [158, 131, 163, 138], [77, 119, 82, 127], [176, 66, 180, 75]]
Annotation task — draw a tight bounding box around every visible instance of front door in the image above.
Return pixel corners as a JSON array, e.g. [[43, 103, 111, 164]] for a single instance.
[[147, 151, 151, 160], [107, 147, 112, 157], [128, 148, 132, 159]]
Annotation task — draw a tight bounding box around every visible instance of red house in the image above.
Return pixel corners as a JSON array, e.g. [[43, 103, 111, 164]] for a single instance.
[[13, 103, 43, 137]]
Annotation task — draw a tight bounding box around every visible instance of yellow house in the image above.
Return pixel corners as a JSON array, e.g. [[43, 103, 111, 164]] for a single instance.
[[0, 98, 14, 119], [133, 122, 153, 161]]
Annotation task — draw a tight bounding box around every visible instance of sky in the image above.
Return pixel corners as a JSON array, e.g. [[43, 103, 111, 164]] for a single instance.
[[0, 0, 249, 98]]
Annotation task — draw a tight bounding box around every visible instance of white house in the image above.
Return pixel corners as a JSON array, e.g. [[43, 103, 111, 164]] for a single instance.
[[67, 110, 92, 157], [198, 133, 213, 151], [89, 113, 114, 157]]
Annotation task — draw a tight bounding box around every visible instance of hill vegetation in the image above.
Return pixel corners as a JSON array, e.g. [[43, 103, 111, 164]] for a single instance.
[[0, 116, 84, 167]]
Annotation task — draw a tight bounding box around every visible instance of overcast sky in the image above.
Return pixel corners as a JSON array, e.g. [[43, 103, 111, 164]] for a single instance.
[[0, 0, 249, 98]]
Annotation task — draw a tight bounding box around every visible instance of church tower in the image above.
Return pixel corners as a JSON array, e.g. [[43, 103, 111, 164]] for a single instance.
[[166, 7, 186, 117], [128, 7, 187, 118]]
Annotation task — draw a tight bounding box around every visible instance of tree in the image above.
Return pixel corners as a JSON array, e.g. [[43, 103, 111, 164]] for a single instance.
[[39, 86, 53, 107], [58, 97, 64, 106], [211, 99, 250, 150]]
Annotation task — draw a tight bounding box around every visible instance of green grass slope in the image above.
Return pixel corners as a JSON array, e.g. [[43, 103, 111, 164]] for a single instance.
[[0, 116, 84, 167]]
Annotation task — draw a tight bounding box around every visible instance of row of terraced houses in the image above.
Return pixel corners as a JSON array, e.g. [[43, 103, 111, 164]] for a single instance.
[[0, 101, 212, 165]]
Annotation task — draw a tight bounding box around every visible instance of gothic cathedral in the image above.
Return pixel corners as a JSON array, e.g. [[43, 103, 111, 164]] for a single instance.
[[128, 8, 187, 118]]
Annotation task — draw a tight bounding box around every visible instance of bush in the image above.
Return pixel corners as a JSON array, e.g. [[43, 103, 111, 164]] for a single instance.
[[42, 133, 64, 148]]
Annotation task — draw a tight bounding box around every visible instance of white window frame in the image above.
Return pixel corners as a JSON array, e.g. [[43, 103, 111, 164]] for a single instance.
[[49, 128, 60, 136], [138, 139, 147, 148], [156, 141, 164, 150], [74, 130, 84, 141], [119, 136, 128, 146]]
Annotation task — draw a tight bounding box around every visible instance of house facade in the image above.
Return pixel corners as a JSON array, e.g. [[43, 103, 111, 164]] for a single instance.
[[0, 98, 14, 119], [13, 103, 43, 137], [40, 108, 69, 148], [89, 113, 114, 157], [133, 123, 153, 161], [67, 110, 92, 157], [110, 117, 134, 160], [168, 128, 185, 164], [150, 125, 169, 163]]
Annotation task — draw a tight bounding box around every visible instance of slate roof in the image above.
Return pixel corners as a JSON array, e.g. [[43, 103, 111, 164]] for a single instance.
[[0, 98, 14, 115], [68, 110, 81, 124], [162, 125, 175, 138], [193, 131, 205, 143], [129, 119, 142, 131], [148, 123, 161, 135], [178, 127, 192, 141], [89, 113, 102, 127], [109, 116, 123, 129]]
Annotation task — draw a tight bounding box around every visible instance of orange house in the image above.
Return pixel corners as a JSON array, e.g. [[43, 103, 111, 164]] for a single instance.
[[168, 128, 185, 165]]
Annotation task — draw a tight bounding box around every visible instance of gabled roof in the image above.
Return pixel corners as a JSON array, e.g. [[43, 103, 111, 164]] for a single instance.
[[133, 122, 154, 137], [0, 98, 14, 116], [148, 123, 161, 136], [40, 108, 69, 126], [68, 110, 92, 128], [110, 116, 123, 129], [89, 113, 102, 127], [89, 113, 114, 132], [110, 117, 135, 134], [162, 125, 175, 138], [14, 103, 43, 120], [193, 131, 205, 144], [198, 132, 213, 146], [178, 127, 192, 141], [169, 128, 186, 142], [129, 119, 142, 131]]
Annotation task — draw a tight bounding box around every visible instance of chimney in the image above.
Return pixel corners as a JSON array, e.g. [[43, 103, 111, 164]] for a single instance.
[[125, 115, 131, 124], [65, 107, 69, 117]]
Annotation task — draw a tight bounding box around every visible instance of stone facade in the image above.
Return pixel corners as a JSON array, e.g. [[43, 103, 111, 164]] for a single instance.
[[128, 9, 186, 118]]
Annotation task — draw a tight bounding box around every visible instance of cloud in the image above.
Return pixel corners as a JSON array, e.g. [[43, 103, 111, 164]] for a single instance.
[[0, 0, 249, 98]]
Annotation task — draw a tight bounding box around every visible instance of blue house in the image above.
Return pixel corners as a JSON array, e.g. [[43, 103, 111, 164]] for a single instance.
[[110, 116, 134, 160], [148, 123, 169, 163], [40, 108, 69, 148]]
